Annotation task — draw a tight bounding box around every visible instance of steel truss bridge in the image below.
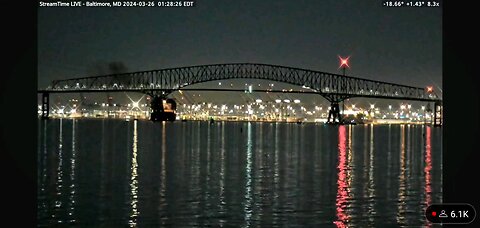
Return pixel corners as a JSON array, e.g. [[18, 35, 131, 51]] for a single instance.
[[38, 63, 442, 125]]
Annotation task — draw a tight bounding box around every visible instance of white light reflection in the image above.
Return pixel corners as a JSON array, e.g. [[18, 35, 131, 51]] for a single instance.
[[54, 119, 64, 223], [39, 120, 48, 215], [219, 122, 226, 223], [159, 121, 167, 225], [244, 122, 253, 226], [68, 120, 77, 223], [367, 124, 376, 224], [397, 125, 407, 224], [129, 120, 139, 227]]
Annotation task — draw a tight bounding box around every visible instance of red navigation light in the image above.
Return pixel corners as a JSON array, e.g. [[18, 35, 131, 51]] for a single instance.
[[338, 55, 350, 69], [426, 86, 433, 93]]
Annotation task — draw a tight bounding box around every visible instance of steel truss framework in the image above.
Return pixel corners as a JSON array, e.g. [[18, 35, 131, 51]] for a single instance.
[[44, 63, 441, 102]]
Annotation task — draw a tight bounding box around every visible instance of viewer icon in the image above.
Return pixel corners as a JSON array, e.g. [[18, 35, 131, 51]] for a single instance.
[[439, 210, 448, 218]]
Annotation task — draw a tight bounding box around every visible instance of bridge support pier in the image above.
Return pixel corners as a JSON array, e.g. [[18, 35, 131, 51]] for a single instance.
[[150, 96, 177, 122], [41, 92, 49, 119], [327, 102, 341, 124], [433, 101, 442, 127]]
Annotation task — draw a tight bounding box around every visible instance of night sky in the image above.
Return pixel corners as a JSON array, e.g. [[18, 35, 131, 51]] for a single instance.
[[38, 0, 442, 106]]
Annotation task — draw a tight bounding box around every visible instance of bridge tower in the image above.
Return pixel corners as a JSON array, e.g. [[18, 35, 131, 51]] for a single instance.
[[324, 94, 349, 124], [149, 91, 177, 122], [41, 92, 49, 119], [327, 101, 342, 124], [433, 101, 442, 127]]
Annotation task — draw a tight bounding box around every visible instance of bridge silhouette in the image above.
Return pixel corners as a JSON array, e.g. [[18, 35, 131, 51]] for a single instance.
[[38, 63, 442, 125]]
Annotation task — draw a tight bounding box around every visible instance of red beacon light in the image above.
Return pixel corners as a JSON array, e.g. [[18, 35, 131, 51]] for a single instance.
[[338, 55, 350, 69], [426, 86, 433, 93]]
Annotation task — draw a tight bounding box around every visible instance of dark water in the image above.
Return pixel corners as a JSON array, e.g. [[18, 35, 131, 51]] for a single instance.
[[37, 119, 442, 227]]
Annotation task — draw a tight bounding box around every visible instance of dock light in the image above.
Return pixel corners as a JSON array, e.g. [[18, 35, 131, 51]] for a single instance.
[[132, 101, 139, 108], [370, 104, 375, 109], [352, 104, 355, 109], [422, 106, 425, 110], [389, 105, 392, 110], [407, 104, 411, 109]]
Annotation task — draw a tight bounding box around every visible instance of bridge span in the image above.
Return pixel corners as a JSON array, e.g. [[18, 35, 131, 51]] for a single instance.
[[38, 63, 442, 125]]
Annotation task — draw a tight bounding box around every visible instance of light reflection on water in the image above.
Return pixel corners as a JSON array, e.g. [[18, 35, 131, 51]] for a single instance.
[[37, 119, 442, 227], [129, 120, 139, 227]]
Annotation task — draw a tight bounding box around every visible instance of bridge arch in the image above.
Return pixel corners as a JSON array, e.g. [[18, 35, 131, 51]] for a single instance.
[[48, 63, 439, 102], [43, 63, 441, 124]]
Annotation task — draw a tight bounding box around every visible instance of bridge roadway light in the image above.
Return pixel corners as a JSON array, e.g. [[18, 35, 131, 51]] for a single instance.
[[256, 99, 262, 103], [284, 99, 290, 103], [294, 99, 301, 104], [275, 99, 282, 103]]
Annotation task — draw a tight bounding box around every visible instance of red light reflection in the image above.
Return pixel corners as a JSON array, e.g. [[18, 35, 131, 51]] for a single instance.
[[334, 125, 350, 227], [424, 126, 432, 226]]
